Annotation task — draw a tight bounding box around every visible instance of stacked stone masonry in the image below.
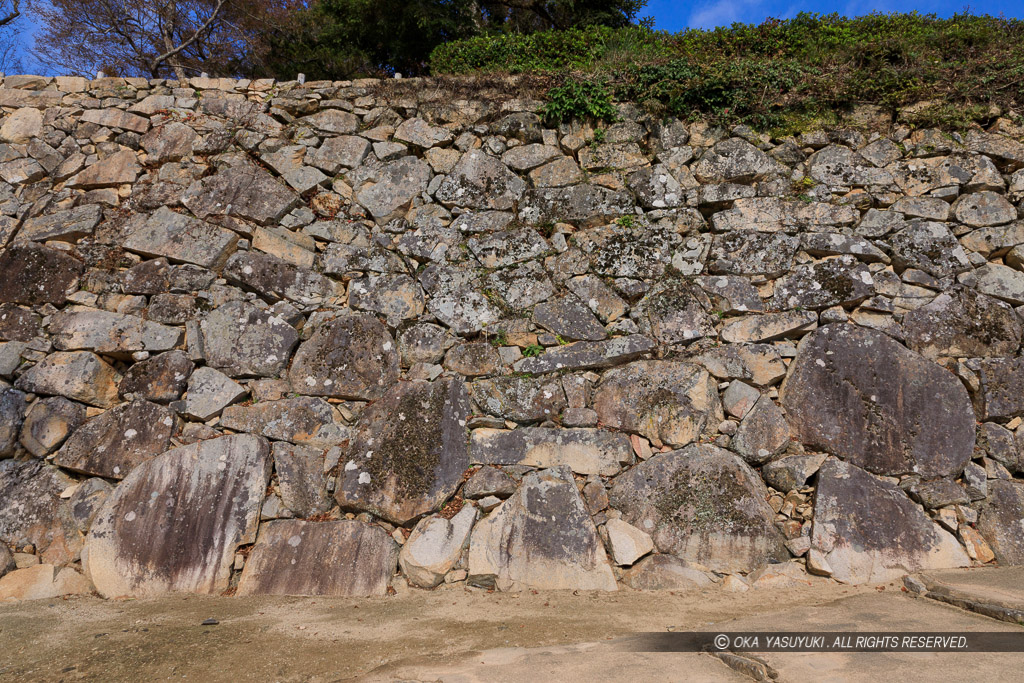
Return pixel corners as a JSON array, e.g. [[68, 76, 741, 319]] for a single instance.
[[1, 73, 1023, 600]]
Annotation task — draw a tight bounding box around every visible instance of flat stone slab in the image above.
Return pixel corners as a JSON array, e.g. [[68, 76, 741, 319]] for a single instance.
[[470, 427, 631, 476], [468, 467, 617, 592], [20, 205, 104, 242], [782, 323, 975, 478], [220, 397, 343, 445], [811, 457, 969, 585], [52, 400, 175, 479], [609, 445, 788, 573], [124, 207, 238, 268], [512, 335, 655, 374], [85, 434, 271, 598], [49, 308, 182, 354], [224, 251, 338, 308], [182, 165, 301, 226], [237, 520, 398, 597], [337, 378, 470, 524], [913, 567, 1024, 612]]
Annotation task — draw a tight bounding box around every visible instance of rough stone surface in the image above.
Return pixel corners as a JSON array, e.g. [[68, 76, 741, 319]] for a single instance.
[[470, 427, 631, 476], [468, 467, 617, 591], [782, 324, 975, 477], [289, 314, 398, 400], [221, 398, 340, 445], [85, 434, 271, 597], [977, 480, 1024, 565], [0, 244, 83, 306], [593, 361, 719, 448], [237, 520, 398, 597], [0, 458, 75, 561], [622, 555, 715, 591], [400, 506, 477, 588], [50, 309, 182, 354], [125, 207, 238, 269], [183, 166, 301, 226], [272, 443, 332, 517], [336, 379, 470, 525], [903, 286, 1022, 358], [811, 457, 969, 584], [53, 401, 175, 479], [201, 301, 299, 378], [15, 352, 120, 408], [605, 518, 655, 566], [609, 446, 788, 573]]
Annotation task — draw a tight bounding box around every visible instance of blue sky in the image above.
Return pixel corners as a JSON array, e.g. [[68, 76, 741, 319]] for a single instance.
[[648, 0, 1024, 30]]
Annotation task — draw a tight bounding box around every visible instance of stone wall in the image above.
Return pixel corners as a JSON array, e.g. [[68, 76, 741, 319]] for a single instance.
[[1, 73, 1023, 600]]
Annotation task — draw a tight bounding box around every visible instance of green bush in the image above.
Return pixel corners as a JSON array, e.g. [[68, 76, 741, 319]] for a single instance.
[[542, 79, 618, 125], [430, 12, 1024, 132]]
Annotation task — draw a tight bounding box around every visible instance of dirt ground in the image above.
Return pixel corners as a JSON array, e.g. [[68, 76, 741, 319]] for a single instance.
[[0, 577, 877, 682]]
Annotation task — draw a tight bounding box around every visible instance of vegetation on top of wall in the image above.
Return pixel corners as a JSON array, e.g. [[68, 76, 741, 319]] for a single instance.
[[430, 12, 1024, 133]]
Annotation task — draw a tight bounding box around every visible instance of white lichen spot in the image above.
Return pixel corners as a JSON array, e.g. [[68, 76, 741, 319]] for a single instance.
[[358, 472, 371, 485], [125, 511, 136, 522], [288, 535, 302, 547]]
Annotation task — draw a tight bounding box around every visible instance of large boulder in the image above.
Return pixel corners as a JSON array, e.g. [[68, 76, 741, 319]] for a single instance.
[[593, 361, 720, 448], [336, 378, 470, 524], [468, 467, 617, 591], [288, 314, 399, 400], [811, 457, 970, 584], [782, 324, 975, 477], [85, 434, 271, 597], [236, 520, 398, 597], [52, 400, 175, 479], [609, 446, 788, 573]]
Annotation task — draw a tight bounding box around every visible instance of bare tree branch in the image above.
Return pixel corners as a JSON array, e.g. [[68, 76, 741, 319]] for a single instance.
[[0, 0, 21, 27], [149, 0, 227, 77]]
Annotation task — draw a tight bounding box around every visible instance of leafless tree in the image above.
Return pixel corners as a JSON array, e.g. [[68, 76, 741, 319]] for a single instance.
[[0, 1, 24, 74], [30, 0, 300, 79], [0, 0, 20, 26]]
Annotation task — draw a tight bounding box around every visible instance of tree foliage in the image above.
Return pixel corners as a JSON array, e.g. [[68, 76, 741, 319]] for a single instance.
[[260, 0, 648, 80]]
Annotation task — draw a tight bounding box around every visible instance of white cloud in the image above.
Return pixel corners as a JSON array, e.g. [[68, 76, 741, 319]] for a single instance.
[[688, 0, 767, 29]]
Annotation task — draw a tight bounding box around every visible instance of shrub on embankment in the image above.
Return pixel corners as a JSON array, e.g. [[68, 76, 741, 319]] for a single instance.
[[430, 12, 1024, 134]]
